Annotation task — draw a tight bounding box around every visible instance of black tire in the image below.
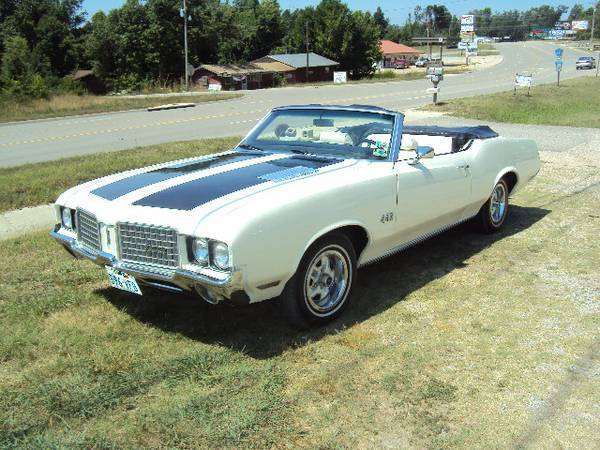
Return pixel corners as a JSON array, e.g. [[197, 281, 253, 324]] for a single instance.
[[280, 233, 357, 328], [477, 178, 509, 234]]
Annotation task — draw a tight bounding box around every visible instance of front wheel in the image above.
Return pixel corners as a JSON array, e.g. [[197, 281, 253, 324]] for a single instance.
[[477, 179, 509, 233], [280, 234, 357, 328]]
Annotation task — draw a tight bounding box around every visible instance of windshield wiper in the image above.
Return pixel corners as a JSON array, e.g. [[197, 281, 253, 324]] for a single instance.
[[237, 143, 265, 152]]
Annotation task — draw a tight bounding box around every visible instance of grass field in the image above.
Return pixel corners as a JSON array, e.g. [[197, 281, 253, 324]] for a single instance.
[[0, 92, 241, 124], [424, 76, 600, 128], [1, 146, 598, 447], [0, 137, 240, 213]]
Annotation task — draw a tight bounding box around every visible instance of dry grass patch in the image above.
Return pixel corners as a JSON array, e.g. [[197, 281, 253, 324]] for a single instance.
[[0, 92, 241, 123], [1, 147, 599, 447]]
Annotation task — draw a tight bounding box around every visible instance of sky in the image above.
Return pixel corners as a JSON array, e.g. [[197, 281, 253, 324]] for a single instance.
[[82, 0, 591, 25]]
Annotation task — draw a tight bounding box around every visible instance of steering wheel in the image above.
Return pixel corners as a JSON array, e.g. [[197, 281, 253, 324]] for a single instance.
[[275, 123, 295, 138]]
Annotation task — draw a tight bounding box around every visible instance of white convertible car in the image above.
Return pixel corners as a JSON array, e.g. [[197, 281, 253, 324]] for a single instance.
[[51, 105, 540, 326]]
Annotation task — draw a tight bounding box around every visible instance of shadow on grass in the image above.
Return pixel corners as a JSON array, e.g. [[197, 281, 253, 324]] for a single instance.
[[99, 205, 549, 359]]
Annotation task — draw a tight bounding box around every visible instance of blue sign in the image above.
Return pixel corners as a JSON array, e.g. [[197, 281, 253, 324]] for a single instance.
[[555, 60, 563, 71], [554, 48, 563, 58]]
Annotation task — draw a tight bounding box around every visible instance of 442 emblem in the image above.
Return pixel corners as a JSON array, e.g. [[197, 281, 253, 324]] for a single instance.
[[380, 212, 394, 223]]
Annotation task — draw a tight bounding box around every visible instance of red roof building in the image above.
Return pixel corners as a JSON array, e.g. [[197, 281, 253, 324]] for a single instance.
[[379, 40, 422, 67]]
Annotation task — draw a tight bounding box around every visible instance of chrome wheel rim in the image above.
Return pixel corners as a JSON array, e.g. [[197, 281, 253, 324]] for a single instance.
[[490, 183, 507, 225], [304, 246, 350, 316]]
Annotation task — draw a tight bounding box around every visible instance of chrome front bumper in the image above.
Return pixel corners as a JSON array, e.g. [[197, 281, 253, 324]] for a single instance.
[[50, 226, 243, 300]]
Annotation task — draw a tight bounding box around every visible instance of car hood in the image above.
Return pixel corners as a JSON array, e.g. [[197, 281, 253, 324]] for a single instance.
[[58, 150, 357, 233]]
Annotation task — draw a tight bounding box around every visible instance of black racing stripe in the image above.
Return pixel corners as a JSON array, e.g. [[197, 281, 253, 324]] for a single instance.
[[91, 152, 258, 201], [133, 156, 338, 211]]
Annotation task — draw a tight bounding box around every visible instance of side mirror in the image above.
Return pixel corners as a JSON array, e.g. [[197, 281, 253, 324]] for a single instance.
[[408, 146, 434, 165]]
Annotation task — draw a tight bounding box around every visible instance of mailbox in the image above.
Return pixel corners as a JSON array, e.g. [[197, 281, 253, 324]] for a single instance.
[[426, 65, 443, 104], [426, 66, 444, 82]]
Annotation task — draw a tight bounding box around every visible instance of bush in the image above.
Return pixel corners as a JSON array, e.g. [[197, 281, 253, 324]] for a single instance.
[[372, 70, 398, 80], [28, 74, 50, 99], [273, 73, 287, 87], [56, 77, 87, 95]]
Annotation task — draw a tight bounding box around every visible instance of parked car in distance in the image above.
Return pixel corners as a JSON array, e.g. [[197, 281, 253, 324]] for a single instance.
[[426, 57, 444, 67], [415, 56, 430, 67], [51, 105, 540, 327], [393, 59, 409, 69], [576, 56, 596, 70]]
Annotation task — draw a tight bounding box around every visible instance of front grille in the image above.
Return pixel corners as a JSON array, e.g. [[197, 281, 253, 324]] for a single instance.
[[77, 209, 101, 251], [118, 223, 179, 268]]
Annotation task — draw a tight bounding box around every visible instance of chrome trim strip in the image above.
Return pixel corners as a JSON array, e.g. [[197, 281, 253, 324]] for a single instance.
[[50, 227, 241, 296], [359, 214, 477, 267], [138, 280, 185, 293], [390, 112, 405, 163], [271, 104, 399, 116]]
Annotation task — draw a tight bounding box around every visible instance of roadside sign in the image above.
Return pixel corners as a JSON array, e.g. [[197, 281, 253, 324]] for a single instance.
[[458, 41, 468, 50], [515, 73, 532, 87], [426, 87, 439, 94], [555, 60, 563, 71], [412, 36, 447, 44], [460, 15, 475, 33], [333, 71, 347, 84], [460, 15, 474, 25], [514, 72, 533, 96], [572, 20, 589, 31], [554, 48, 563, 59]]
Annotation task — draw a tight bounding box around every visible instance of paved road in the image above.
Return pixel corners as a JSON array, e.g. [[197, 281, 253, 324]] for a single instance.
[[0, 41, 593, 168]]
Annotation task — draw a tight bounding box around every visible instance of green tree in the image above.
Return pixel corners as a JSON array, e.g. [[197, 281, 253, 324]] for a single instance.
[[1, 35, 34, 95], [348, 10, 382, 78], [4, 0, 84, 77], [85, 11, 118, 80], [373, 7, 388, 38], [568, 4, 586, 21]]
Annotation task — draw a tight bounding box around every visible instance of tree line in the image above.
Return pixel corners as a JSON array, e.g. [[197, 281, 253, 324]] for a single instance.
[[0, 0, 595, 98]]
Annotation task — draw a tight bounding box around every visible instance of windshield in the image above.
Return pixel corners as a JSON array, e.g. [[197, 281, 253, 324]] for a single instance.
[[241, 108, 396, 160]]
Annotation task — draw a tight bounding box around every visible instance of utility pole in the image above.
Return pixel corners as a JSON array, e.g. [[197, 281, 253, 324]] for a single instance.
[[426, 23, 431, 58], [591, 2, 597, 51], [182, 0, 189, 91], [305, 21, 310, 83]]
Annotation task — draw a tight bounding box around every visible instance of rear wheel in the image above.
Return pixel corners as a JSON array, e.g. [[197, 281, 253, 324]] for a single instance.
[[477, 178, 509, 233], [280, 234, 356, 328]]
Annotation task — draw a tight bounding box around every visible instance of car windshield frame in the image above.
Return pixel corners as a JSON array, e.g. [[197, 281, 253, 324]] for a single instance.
[[239, 107, 402, 162]]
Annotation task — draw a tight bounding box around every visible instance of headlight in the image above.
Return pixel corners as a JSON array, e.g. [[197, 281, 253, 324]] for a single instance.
[[192, 238, 209, 266], [211, 241, 230, 270], [61, 207, 74, 230]]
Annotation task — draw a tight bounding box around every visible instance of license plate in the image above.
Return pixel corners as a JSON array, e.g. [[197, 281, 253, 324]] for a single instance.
[[106, 266, 142, 295]]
